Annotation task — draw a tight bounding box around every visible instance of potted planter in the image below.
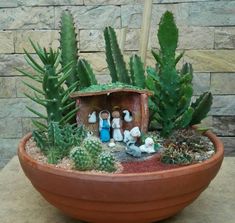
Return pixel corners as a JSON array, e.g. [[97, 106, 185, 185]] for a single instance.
[[16, 10, 224, 223], [18, 130, 223, 223]]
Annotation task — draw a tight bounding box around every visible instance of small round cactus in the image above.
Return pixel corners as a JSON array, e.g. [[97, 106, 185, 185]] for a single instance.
[[83, 138, 102, 160], [97, 152, 117, 173], [70, 146, 93, 171]]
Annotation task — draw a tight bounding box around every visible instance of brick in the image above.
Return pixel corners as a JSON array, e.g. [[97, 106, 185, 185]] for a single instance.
[[212, 116, 235, 137], [55, 6, 121, 29], [0, 31, 14, 53], [0, 77, 16, 98], [192, 72, 210, 95], [188, 1, 235, 26], [0, 7, 54, 30], [215, 27, 235, 49], [183, 50, 235, 72], [0, 118, 22, 138], [15, 30, 60, 53], [211, 73, 235, 95]]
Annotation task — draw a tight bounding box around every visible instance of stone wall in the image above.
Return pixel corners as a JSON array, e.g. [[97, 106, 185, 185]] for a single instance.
[[0, 0, 235, 168]]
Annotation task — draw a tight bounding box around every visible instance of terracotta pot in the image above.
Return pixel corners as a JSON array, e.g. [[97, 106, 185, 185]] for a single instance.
[[18, 131, 224, 223]]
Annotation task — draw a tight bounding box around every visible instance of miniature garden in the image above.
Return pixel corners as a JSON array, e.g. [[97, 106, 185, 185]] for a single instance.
[[18, 10, 215, 174]]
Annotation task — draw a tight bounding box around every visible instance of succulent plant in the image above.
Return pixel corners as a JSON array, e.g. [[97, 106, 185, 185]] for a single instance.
[[146, 11, 212, 137], [161, 146, 193, 165], [190, 92, 213, 125], [104, 26, 145, 88], [70, 146, 93, 171], [60, 10, 79, 88], [77, 59, 97, 89], [129, 54, 145, 88], [17, 40, 78, 130], [83, 137, 102, 160], [97, 152, 117, 173], [33, 122, 87, 164]]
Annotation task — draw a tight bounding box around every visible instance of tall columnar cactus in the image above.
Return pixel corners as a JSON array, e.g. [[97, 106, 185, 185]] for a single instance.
[[104, 26, 145, 87], [17, 40, 78, 130], [77, 59, 97, 89], [146, 11, 212, 137], [129, 55, 145, 88], [59, 10, 79, 88], [104, 26, 131, 84]]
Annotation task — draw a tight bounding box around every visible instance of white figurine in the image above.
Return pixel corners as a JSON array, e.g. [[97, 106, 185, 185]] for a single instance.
[[88, 111, 97, 123], [123, 110, 133, 122], [108, 139, 116, 148], [139, 137, 155, 154], [111, 110, 123, 142], [124, 127, 141, 158]]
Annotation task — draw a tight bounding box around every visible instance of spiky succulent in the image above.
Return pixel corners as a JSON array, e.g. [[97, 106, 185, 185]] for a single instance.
[[60, 10, 79, 88], [33, 122, 87, 164], [17, 40, 78, 131], [146, 11, 212, 137], [60, 10, 97, 91], [70, 146, 93, 171], [97, 152, 117, 173], [161, 146, 193, 165], [83, 138, 102, 160], [104, 26, 145, 88]]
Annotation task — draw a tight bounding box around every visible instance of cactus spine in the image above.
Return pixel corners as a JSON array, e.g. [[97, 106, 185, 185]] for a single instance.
[[97, 152, 116, 172], [17, 40, 78, 130], [60, 10, 79, 88]]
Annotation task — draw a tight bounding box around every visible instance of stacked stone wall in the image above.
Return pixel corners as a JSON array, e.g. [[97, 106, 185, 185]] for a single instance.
[[0, 0, 234, 168]]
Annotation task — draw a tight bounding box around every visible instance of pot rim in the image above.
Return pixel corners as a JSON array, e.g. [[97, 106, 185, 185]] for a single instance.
[[18, 130, 224, 182]]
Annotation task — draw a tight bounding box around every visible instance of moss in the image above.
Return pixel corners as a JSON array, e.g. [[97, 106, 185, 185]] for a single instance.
[[79, 82, 144, 93]]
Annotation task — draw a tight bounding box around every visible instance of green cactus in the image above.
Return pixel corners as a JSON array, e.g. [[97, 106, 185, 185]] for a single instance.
[[190, 92, 213, 125], [97, 152, 117, 173], [70, 146, 93, 171], [104, 26, 146, 88], [77, 59, 97, 89], [17, 40, 78, 130], [104, 26, 130, 84], [146, 11, 212, 137], [161, 147, 193, 165], [33, 122, 87, 164], [60, 10, 79, 88], [129, 54, 145, 88], [83, 137, 102, 160]]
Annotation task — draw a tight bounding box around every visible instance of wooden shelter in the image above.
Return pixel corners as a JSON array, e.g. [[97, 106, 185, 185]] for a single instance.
[[71, 87, 153, 136]]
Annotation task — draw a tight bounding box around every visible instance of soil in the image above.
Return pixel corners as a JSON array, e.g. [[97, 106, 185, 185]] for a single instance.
[[25, 128, 215, 174]]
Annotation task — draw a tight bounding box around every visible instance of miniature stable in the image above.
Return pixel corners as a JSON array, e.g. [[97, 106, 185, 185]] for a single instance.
[[70, 84, 155, 158]]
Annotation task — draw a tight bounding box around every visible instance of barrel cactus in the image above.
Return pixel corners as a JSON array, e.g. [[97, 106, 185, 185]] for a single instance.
[[83, 138, 102, 160], [70, 147, 93, 171], [97, 152, 117, 173]]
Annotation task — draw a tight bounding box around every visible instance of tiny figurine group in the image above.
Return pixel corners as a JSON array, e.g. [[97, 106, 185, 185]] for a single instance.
[[88, 108, 157, 158], [99, 109, 126, 143]]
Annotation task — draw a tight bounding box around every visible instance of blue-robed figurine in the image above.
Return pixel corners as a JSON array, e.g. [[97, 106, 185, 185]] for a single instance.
[[99, 110, 111, 142]]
